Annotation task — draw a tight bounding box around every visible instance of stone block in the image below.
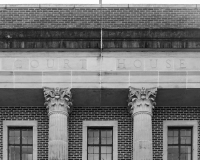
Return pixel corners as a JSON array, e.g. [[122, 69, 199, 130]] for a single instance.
[[101, 71, 129, 83], [130, 82, 158, 88], [102, 58, 116, 71], [0, 59, 2, 70], [116, 58, 144, 71], [145, 59, 174, 71], [187, 71, 200, 88], [72, 71, 100, 88], [14, 72, 42, 83], [43, 82, 71, 88], [174, 59, 200, 70], [130, 71, 158, 82], [159, 71, 186, 88], [101, 82, 129, 88], [59, 58, 87, 70], [101, 71, 129, 88], [30, 58, 58, 71], [130, 71, 158, 88], [0, 83, 14, 88], [87, 58, 100, 71], [72, 82, 100, 88], [72, 71, 100, 82], [14, 72, 42, 88], [0, 71, 13, 88], [0, 71, 13, 82], [187, 71, 200, 83], [43, 71, 71, 83], [186, 83, 200, 88], [2, 58, 29, 70], [15, 82, 42, 88]]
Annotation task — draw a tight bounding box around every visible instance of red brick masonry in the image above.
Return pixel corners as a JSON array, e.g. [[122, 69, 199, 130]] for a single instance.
[[0, 4, 200, 29]]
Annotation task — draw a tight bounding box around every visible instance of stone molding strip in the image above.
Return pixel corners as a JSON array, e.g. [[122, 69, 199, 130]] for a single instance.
[[0, 4, 199, 8]]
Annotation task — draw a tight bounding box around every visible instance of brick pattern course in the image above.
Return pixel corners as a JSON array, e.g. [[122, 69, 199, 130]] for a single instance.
[[0, 8, 200, 29]]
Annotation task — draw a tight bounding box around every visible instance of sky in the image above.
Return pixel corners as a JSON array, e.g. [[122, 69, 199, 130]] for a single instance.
[[0, 0, 200, 4]]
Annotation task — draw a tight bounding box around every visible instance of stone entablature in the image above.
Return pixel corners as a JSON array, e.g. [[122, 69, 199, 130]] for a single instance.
[[0, 52, 200, 88]]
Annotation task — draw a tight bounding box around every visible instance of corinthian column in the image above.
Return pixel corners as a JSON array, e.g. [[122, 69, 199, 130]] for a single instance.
[[44, 87, 72, 160], [128, 87, 157, 160]]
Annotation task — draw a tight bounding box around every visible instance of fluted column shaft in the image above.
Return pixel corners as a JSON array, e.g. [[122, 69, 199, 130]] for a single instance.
[[49, 106, 68, 160], [133, 102, 153, 160], [128, 87, 157, 160], [44, 87, 72, 160]]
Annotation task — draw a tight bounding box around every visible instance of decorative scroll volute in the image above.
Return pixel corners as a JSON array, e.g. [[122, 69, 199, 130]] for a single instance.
[[43, 87, 72, 116], [128, 87, 157, 116]]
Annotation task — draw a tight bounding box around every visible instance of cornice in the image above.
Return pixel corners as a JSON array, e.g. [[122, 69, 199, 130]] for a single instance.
[[0, 4, 199, 8]]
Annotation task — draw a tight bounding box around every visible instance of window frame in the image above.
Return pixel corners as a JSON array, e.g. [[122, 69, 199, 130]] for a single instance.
[[163, 120, 198, 160], [3, 121, 37, 160], [87, 127, 113, 160], [82, 121, 118, 160], [8, 127, 34, 160]]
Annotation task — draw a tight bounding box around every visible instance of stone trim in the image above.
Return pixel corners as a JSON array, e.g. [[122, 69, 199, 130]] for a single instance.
[[82, 121, 118, 160], [0, 4, 198, 8], [3, 120, 38, 160], [163, 120, 198, 160]]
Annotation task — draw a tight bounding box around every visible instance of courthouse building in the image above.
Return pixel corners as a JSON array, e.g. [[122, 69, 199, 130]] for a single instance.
[[0, 3, 200, 160]]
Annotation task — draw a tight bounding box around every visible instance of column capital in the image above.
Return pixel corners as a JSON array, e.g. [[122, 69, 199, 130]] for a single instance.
[[128, 87, 157, 116], [43, 87, 73, 116]]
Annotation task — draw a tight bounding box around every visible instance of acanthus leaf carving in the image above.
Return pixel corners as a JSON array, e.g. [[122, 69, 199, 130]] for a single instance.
[[43, 87, 73, 114], [128, 87, 157, 114]]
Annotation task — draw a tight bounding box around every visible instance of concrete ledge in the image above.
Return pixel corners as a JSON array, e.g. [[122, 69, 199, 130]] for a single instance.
[[0, 4, 198, 8]]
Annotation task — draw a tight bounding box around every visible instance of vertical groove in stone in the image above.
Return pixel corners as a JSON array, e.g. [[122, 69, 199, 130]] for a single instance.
[[133, 113, 152, 160], [44, 87, 72, 160], [49, 112, 68, 160]]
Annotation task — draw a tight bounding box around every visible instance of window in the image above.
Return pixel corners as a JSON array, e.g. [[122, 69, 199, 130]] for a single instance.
[[8, 127, 33, 160], [82, 121, 118, 160], [168, 127, 192, 160], [87, 128, 113, 160], [3, 121, 37, 160], [163, 121, 198, 160]]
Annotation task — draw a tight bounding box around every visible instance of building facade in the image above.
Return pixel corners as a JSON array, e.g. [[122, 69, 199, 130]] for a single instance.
[[0, 4, 200, 160]]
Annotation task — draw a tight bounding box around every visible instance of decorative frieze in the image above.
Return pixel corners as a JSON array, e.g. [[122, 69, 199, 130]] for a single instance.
[[128, 87, 157, 160], [43, 87, 72, 160]]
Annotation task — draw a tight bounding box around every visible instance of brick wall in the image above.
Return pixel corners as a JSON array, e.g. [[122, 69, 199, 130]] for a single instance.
[[152, 106, 200, 160], [0, 105, 133, 160], [68, 105, 133, 160], [0, 105, 199, 160], [0, 6, 200, 29], [0, 106, 49, 160]]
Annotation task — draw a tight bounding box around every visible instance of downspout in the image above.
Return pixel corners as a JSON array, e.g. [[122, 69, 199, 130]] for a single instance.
[[100, 0, 103, 51], [100, 0, 103, 91]]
